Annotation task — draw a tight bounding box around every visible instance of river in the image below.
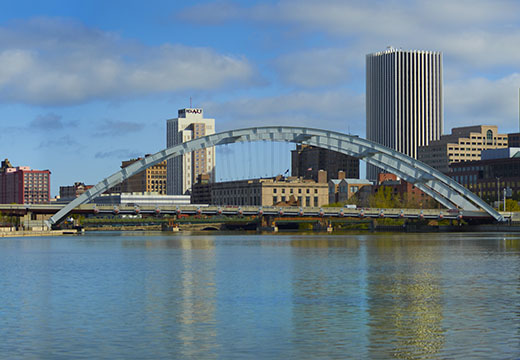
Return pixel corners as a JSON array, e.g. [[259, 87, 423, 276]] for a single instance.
[[1, 231, 519, 359]]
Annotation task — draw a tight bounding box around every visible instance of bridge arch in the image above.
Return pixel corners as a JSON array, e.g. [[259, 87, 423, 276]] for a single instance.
[[49, 126, 502, 225]]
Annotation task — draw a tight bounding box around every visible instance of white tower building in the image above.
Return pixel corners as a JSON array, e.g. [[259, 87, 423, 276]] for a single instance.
[[366, 48, 443, 180], [166, 108, 216, 195]]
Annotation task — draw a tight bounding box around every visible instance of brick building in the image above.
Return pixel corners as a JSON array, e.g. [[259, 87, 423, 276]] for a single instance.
[[0, 159, 51, 204], [372, 173, 433, 208], [291, 144, 359, 182], [59, 182, 93, 201]]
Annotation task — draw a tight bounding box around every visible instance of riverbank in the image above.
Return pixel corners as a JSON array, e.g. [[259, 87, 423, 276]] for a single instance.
[[0, 229, 79, 237]]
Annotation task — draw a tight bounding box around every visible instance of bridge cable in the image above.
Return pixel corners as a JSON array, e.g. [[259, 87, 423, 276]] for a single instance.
[[271, 140, 274, 176], [225, 144, 231, 181], [248, 141, 252, 179]]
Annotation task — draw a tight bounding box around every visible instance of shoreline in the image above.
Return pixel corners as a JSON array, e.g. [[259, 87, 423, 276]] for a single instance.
[[0, 230, 78, 237]]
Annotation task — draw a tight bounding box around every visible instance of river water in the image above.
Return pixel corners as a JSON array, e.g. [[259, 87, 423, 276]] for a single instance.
[[1, 231, 520, 359]]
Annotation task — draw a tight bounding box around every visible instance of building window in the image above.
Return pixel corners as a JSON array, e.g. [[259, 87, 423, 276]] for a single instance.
[[486, 130, 493, 144]]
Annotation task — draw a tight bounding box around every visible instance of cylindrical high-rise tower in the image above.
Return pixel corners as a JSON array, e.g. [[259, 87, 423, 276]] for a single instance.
[[366, 48, 443, 181]]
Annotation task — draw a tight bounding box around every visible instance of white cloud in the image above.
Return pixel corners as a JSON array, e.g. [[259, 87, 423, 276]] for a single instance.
[[94, 149, 142, 159], [94, 119, 145, 137], [0, 17, 256, 106], [205, 90, 365, 134], [179, 0, 520, 70], [274, 48, 356, 88], [445, 73, 520, 132]]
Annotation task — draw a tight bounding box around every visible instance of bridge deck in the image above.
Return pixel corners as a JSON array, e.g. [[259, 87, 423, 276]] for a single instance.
[[0, 203, 504, 220]]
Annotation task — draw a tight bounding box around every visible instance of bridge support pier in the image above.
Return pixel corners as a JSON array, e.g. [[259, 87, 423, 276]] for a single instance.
[[22, 211, 50, 232], [258, 215, 278, 232]]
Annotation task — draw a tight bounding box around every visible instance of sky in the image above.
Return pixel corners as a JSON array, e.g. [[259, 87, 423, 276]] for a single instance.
[[1, 0, 520, 196]]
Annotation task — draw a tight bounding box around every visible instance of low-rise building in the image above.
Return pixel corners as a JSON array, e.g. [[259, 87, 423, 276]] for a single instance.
[[449, 148, 520, 205], [418, 125, 508, 173], [0, 159, 51, 204], [94, 192, 191, 207], [192, 175, 329, 207], [59, 182, 93, 202], [372, 173, 433, 208], [329, 171, 372, 204]]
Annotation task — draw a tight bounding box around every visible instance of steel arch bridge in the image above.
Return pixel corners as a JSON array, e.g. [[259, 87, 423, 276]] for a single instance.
[[48, 126, 502, 226]]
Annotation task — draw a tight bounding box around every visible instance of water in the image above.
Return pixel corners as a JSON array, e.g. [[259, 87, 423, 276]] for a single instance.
[[1, 232, 520, 359]]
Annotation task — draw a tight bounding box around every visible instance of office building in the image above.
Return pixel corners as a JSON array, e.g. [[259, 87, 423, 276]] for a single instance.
[[0, 159, 51, 204], [418, 125, 508, 173], [166, 108, 215, 195], [106, 156, 167, 195], [366, 47, 443, 180], [121, 156, 167, 194], [191, 175, 329, 207], [291, 144, 359, 181], [450, 148, 520, 205], [509, 132, 520, 147]]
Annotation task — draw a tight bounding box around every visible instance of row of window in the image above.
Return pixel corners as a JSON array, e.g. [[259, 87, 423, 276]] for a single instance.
[[273, 188, 319, 194], [215, 188, 261, 196], [273, 195, 319, 207], [448, 153, 479, 158], [451, 166, 483, 172]]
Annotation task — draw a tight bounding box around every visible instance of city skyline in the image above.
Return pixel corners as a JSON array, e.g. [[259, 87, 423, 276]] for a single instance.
[[1, 1, 520, 196]]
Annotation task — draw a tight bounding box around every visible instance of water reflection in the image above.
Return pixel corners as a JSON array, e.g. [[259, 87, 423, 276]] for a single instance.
[[289, 235, 369, 358], [177, 236, 217, 358], [365, 235, 445, 359], [1, 232, 520, 358]]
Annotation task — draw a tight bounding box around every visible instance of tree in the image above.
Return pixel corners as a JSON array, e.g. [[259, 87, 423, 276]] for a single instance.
[[369, 186, 401, 208], [505, 199, 520, 212]]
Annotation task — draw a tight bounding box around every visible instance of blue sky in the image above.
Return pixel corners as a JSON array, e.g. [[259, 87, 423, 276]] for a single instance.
[[1, 0, 520, 196]]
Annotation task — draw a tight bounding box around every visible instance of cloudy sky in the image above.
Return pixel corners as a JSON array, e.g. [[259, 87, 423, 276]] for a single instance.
[[2, 0, 520, 195]]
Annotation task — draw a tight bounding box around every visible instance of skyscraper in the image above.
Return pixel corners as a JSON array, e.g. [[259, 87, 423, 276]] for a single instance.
[[366, 47, 443, 180], [166, 108, 216, 195]]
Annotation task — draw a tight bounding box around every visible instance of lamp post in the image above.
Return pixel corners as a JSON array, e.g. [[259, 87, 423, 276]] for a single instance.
[[496, 177, 500, 209]]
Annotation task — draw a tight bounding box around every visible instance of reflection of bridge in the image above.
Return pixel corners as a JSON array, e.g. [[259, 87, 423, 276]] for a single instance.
[[48, 126, 504, 227]]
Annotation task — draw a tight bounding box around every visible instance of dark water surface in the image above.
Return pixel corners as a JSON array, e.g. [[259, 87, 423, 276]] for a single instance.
[[1, 231, 520, 359]]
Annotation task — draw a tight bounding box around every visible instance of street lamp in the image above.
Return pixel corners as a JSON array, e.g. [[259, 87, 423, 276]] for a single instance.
[[496, 177, 500, 209]]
